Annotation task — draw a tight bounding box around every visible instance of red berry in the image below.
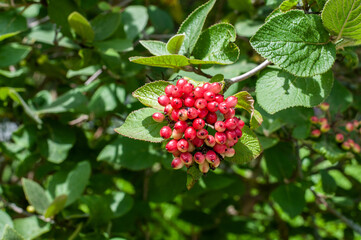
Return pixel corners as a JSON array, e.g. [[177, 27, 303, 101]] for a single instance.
[[171, 157, 184, 169], [214, 143, 227, 154], [172, 86, 183, 98], [204, 91, 215, 101], [171, 109, 179, 121], [215, 94, 224, 103], [178, 109, 188, 121], [226, 139, 236, 147], [165, 85, 175, 97], [183, 83, 194, 94], [184, 127, 197, 140], [195, 98, 207, 109], [225, 118, 237, 130], [197, 129, 208, 139], [224, 108, 235, 119], [353, 143, 361, 154], [224, 148, 235, 157], [226, 130, 237, 141], [171, 98, 182, 109], [184, 96, 195, 107], [192, 137, 204, 147], [194, 87, 205, 98], [207, 101, 219, 112], [171, 129, 183, 140], [210, 82, 222, 94], [218, 102, 229, 114], [180, 152, 193, 167], [166, 139, 178, 152], [176, 78, 188, 88], [210, 157, 220, 168], [346, 122, 354, 132], [152, 112, 165, 122], [215, 132, 227, 144], [310, 116, 318, 124], [174, 121, 188, 132], [235, 128, 243, 138], [177, 139, 189, 152], [160, 126, 172, 139], [199, 162, 210, 173], [205, 150, 217, 163], [203, 83, 211, 92], [197, 109, 208, 118], [335, 133, 344, 143], [164, 104, 173, 115], [311, 129, 321, 138], [319, 118, 327, 125], [225, 96, 238, 108], [205, 135, 216, 147], [193, 118, 205, 130], [194, 152, 205, 164], [188, 141, 195, 152], [214, 121, 226, 132], [237, 119, 245, 129], [320, 123, 330, 133], [187, 107, 199, 119], [172, 150, 181, 157], [206, 112, 217, 124], [158, 95, 170, 106]]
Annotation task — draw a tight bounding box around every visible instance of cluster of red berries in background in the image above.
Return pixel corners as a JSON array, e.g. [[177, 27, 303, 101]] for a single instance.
[[152, 78, 244, 173], [310, 102, 360, 154]]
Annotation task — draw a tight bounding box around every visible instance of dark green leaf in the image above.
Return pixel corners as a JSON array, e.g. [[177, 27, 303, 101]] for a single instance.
[[0, 11, 27, 41], [271, 184, 305, 218], [91, 12, 121, 41], [122, 6, 148, 40], [0, 43, 31, 68], [94, 39, 133, 52]]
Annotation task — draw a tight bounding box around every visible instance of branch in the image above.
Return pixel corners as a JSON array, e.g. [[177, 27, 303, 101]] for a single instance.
[[224, 60, 272, 90], [182, 65, 213, 79], [311, 188, 361, 235], [85, 69, 103, 85]]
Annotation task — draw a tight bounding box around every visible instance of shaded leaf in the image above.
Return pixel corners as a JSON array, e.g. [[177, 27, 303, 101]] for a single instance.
[[0, 11, 27, 41], [0, 212, 13, 237], [186, 165, 203, 190], [272, 184, 305, 218], [22, 179, 50, 215], [122, 6, 148, 40], [234, 91, 263, 129], [13, 217, 50, 240], [91, 12, 121, 41], [1, 225, 24, 240], [0, 43, 31, 68]]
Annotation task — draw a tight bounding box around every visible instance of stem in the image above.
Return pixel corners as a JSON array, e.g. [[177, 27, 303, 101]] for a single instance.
[[224, 60, 272, 91]]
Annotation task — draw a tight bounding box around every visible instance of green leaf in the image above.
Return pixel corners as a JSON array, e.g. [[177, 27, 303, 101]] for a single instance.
[[48, 0, 78, 36], [132, 81, 170, 110], [1, 225, 24, 240], [139, 40, 169, 56], [122, 6, 148, 40], [235, 19, 263, 38], [22, 179, 50, 215], [0, 43, 31, 68], [279, 0, 299, 12], [250, 10, 336, 77], [271, 184, 305, 218], [91, 12, 121, 41], [256, 69, 334, 114], [193, 23, 240, 65], [47, 161, 91, 206], [321, 170, 337, 193], [0, 11, 27, 41], [234, 91, 263, 129], [313, 141, 351, 163], [0, 212, 13, 237], [345, 165, 361, 184], [177, 0, 216, 55], [94, 39, 133, 52], [97, 136, 163, 171], [44, 195, 67, 218], [186, 165, 203, 190], [114, 108, 167, 143], [107, 192, 134, 218], [226, 126, 262, 164], [264, 143, 297, 180], [13, 216, 50, 240], [68, 11, 94, 42], [166, 34, 185, 54], [228, 0, 254, 12], [325, 79, 353, 115], [129, 55, 190, 69], [322, 0, 361, 41], [148, 5, 174, 34]]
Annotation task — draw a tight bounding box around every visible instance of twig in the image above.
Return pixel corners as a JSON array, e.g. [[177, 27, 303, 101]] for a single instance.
[[28, 16, 50, 28], [68, 115, 89, 126], [85, 69, 103, 85], [224, 60, 272, 90], [311, 188, 361, 235], [182, 65, 213, 79]]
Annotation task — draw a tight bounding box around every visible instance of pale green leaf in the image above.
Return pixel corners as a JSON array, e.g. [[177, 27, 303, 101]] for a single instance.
[[0, 43, 31, 68], [94, 39, 133, 52], [235, 19, 263, 37], [68, 11, 94, 42], [13, 217, 50, 240], [250, 10, 336, 77], [129, 55, 190, 68], [122, 6, 148, 40], [44, 195, 67, 218], [272, 184, 305, 218], [193, 23, 239, 65], [166, 34, 185, 54], [177, 0, 216, 55], [91, 12, 121, 41], [322, 0, 361, 41], [256, 69, 334, 114], [280, 0, 299, 12], [22, 179, 51, 215], [226, 126, 262, 164], [0, 212, 13, 237], [1, 225, 24, 240], [132, 81, 170, 110], [114, 108, 167, 143], [139, 40, 169, 56], [234, 91, 263, 129], [0, 11, 27, 41]]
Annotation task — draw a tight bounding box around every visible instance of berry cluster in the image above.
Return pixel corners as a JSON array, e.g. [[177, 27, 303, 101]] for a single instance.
[[152, 78, 244, 173], [310, 102, 360, 154]]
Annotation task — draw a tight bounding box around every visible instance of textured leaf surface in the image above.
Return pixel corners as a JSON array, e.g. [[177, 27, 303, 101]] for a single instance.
[[279, 0, 298, 12], [226, 126, 262, 164], [193, 23, 239, 64], [234, 91, 263, 129], [322, 0, 361, 41], [22, 179, 50, 215], [132, 81, 170, 110], [140, 41, 169, 56], [68, 12, 94, 42], [256, 69, 334, 114], [271, 184, 305, 218], [250, 11, 336, 77], [1, 225, 24, 240], [166, 34, 185, 54], [129, 55, 189, 68], [177, 0, 216, 55], [114, 108, 167, 143]]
